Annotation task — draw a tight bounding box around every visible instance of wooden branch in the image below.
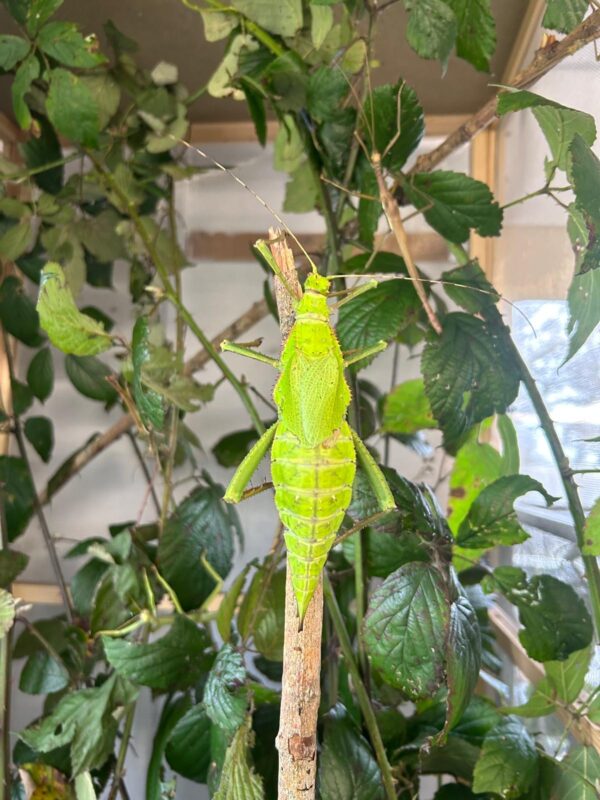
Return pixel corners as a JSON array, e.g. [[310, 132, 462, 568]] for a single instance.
[[409, 10, 600, 176], [39, 298, 269, 506], [270, 230, 323, 800]]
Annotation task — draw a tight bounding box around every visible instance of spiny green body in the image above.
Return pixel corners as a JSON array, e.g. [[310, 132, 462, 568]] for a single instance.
[[222, 270, 394, 621]]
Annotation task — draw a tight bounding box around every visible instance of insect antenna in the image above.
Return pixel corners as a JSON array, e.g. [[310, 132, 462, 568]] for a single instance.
[[332, 272, 537, 335], [170, 134, 319, 275]]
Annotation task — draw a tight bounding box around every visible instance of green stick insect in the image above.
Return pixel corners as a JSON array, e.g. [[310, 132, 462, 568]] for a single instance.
[[219, 243, 396, 622]]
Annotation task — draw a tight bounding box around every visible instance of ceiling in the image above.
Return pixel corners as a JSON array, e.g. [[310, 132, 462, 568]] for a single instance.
[[0, 0, 528, 123]]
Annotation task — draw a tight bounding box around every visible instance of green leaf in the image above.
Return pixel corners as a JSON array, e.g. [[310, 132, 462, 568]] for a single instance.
[[555, 746, 600, 800], [283, 160, 320, 213], [0, 456, 35, 541], [24, 416, 54, 463], [489, 567, 594, 662], [213, 716, 265, 800], [501, 676, 557, 718], [199, 8, 237, 41], [147, 695, 191, 800], [571, 134, 600, 225], [37, 263, 112, 355], [103, 616, 211, 690], [157, 480, 240, 611], [406, 171, 503, 244], [307, 66, 348, 123], [497, 89, 596, 174], [240, 78, 267, 147], [74, 772, 96, 800], [216, 567, 250, 643], [310, 3, 333, 49], [12, 378, 33, 416], [26, 0, 64, 34], [132, 316, 164, 430], [319, 704, 384, 800], [543, 0, 589, 33], [204, 644, 248, 737], [21, 673, 136, 776], [472, 718, 537, 798], [338, 279, 420, 371], [362, 82, 424, 172], [12, 53, 39, 130], [38, 21, 106, 68], [448, 438, 504, 534], [445, 0, 496, 71], [230, 0, 303, 37], [79, 73, 121, 129], [166, 703, 212, 783], [403, 0, 457, 64], [444, 589, 481, 734], [21, 114, 63, 195], [0, 35, 29, 69], [0, 549, 28, 588], [583, 497, 600, 556], [343, 525, 428, 578], [76, 209, 127, 263], [565, 243, 600, 360], [0, 588, 15, 638], [441, 260, 499, 314], [19, 650, 69, 694], [65, 355, 117, 405], [26, 349, 53, 403], [274, 116, 304, 172], [0, 219, 34, 262], [422, 313, 520, 452], [545, 645, 591, 704], [70, 559, 108, 617], [364, 563, 450, 699], [357, 162, 381, 248], [212, 427, 263, 468], [46, 68, 100, 147], [457, 474, 554, 549], [252, 568, 285, 661], [0, 276, 43, 347], [383, 378, 436, 434]]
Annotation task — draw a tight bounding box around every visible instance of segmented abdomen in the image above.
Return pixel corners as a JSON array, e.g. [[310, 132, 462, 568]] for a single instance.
[[271, 420, 356, 620]]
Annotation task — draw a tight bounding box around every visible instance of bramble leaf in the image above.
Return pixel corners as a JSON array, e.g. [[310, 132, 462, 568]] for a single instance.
[[37, 263, 111, 355], [543, 0, 589, 33], [472, 718, 537, 798], [204, 644, 248, 738]]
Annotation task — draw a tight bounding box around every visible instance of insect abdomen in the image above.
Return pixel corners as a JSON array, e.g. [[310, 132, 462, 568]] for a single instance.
[[271, 420, 356, 620]]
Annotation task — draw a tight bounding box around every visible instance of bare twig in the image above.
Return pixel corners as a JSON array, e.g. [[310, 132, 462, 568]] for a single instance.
[[373, 153, 442, 334], [409, 10, 600, 176], [271, 231, 323, 800]]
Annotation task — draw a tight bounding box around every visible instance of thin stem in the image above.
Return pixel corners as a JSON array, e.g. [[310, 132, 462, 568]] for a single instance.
[[501, 320, 600, 637], [323, 575, 396, 800], [88, 153, 264, 436], [127, 432, 161, 517], [384, 341, 400, 466], [0, 494, 11, 799], [4, 339, 74, 622], [501, 186, 549, 210]]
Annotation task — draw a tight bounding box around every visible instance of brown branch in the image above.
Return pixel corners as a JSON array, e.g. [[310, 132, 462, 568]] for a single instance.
[[39, 298, 269, 507], [270, 230, 322, 800], [410, 10, 600, 176], [373, 153, 442, 334]]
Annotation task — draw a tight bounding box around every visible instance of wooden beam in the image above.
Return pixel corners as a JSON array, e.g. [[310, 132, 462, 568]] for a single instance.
[[188, 115, 468, 144], [186, 230, 449, 263], [469, 128, 497, 279]]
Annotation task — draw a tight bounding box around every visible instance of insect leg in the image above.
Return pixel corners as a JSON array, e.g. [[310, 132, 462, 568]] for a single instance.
[[333, 279, 378, 308], [223, 422, 278, 503], [221, 340, 280, 368], [350, 428, 396, 512], [343, 340, 388, 368]]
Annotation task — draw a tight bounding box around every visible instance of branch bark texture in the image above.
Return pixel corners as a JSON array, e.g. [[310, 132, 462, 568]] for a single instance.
[[270, 230, 323, 800], [409, 10, 600, 176]]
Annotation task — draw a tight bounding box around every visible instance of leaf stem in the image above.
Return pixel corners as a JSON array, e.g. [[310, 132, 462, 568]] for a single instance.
[[499, 319, 600, 637], [323, 574, 396, 800], [3, 336, 74, 622], [0, 494, 12, 799], [88, 153, 265, 436]]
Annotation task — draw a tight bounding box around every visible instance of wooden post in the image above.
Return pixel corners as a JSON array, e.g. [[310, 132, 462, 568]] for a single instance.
[[268, 230, 323, 800]]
